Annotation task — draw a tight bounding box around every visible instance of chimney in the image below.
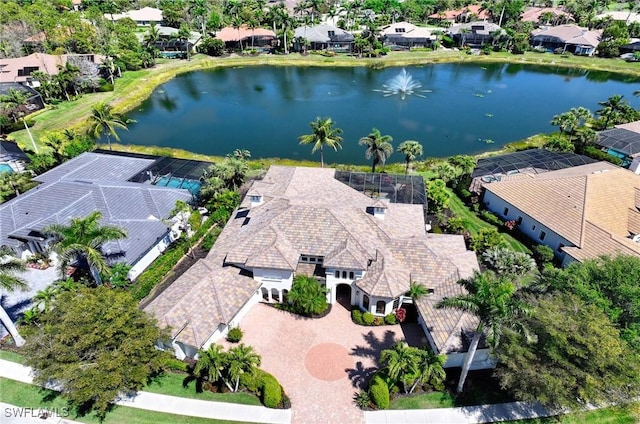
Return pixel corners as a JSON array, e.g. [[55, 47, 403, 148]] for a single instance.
[[371, 200, 387, 220]]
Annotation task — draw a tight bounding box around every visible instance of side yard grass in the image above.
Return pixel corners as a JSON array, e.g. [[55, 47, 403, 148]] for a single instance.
[[506, 402, 640, 424], [389, 391, 455, 409], [0, 378, 256, 424], [0, 350, 25, 363]]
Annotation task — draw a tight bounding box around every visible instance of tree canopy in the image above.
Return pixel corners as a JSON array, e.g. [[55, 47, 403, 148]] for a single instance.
[[22, 287, 167, 420]]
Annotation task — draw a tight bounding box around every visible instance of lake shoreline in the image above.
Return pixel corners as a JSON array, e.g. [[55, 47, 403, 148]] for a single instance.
[[10, 51, 638, 154]]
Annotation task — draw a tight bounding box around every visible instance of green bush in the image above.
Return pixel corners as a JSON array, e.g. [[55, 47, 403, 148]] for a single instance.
[[352, 309, 364, 325], [226, 327, 243, 343], [533, 244, 555, 266], [98, 82, 114, 92], [240, 369, 265, 393], [480, 210, 503, 226], [163, 357, 189, 373], [261, 373, 282, 408], [384, 314, 397, 325], [363, 312, 375, 325], [369, 376, 390, 409], [583, 146, 623, 166]]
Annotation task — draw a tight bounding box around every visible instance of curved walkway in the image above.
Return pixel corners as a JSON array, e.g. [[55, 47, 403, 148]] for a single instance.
[[0, 359, 291, 424]]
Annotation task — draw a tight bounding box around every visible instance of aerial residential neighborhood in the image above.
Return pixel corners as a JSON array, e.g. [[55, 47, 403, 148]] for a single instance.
[[1, 1, 640, 424]]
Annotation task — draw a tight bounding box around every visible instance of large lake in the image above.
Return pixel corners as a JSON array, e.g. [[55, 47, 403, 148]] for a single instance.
[[116, 63, 640, 165]]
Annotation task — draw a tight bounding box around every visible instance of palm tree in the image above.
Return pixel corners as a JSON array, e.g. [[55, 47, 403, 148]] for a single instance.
[[87, 102, 131, 151], [43, 211, 127, 285], [226, 344, 261, 392], [407, 281, 429, 302], [144, 23, 161, 64], [55, 61, 81, 100], [177, 24, 192, 61], [0, 246, 28, 347], [550, 111, 579, 136], [359, 128, 393, 173], [0, 88, 29, 123], [379, 341, 419, 394], [195, 344, 232, 390], [298, 117, 343, 168], [596, 94, 628, 129], [409, 348, 446, 393], [436, 271, 530, 393], [397, 140, 423, 174], [0, 172, 37, 203], [33, 285, 57, 312]]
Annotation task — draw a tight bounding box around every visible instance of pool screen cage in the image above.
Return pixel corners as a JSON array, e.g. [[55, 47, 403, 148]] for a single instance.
[[334, 171, 427, 208], [472, 149, 597, 179]]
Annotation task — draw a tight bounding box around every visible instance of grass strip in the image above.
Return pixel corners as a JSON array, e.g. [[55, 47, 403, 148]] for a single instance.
[[388, 391, 455, 409], [0, 377, 256, 424], [504, 402, 640, 424], [0, 350, 24, 364]]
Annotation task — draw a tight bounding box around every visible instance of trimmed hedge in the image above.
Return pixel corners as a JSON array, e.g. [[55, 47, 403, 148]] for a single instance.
[[261, 373, 282, 408], [352, 309, 364, 325], [226, 327, 243, 343], [363, 312, 375, 325], [369, 375, 390, 409], [384, 313, 397, 325]]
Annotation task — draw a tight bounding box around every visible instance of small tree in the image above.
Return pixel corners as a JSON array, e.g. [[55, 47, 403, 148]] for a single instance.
[[359, 128, 393, 173], [397, 140, 423, 174], [298, 117, 343, 168], [287, 275, 328, 316]]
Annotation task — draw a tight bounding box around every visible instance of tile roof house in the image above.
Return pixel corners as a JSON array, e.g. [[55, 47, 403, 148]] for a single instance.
[[521, 7, 573, 24], [379, 22, 436, 49], [595, 11, 640, 25], [215, 26, 276, 50], [531, 24, 602, 56], [293, 25, 354, 52], [428, 5, 491, 23], [145, 166, 486, 369], [596, 120, 640, 172], [107, 7, 163, 26], [0, 152, 192, 280], [0, 53, 104, 87], [449, 21, 505, 46], [482, 162, 640, 266]]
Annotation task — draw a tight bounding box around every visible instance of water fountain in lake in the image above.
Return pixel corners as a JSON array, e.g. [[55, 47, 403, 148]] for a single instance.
[[375, 68, 431, 100]]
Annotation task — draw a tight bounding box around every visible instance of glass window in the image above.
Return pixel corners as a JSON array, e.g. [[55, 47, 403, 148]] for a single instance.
[[349, 271, 354, 279], [503, 207, 509, 216], [540, 231, 546, 241], [334, 270, 339, 278], [516, 216, 523, 225], [376, 301, 385, 314], [342, 271, 347, 279], [532, 224, 536, 231], [363, 295, 369, 311]]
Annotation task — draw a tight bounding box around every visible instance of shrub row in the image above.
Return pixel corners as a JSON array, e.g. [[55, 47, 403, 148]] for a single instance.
[[239, 369, 285, 409], [369, 375, 390, 409], [351, 310, 397, 326]]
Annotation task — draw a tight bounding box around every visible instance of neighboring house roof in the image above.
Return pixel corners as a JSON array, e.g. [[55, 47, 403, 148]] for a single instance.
[[294, 25, 354, 43], [616, 120, 640, 134], [215, 26, 276, 43], [0, 153, 192, 265], [145, 166, 479, 354], [449, 21, 504, 36], [380, 22, 436, 41], [0, 53, 104, 83], [136, 26, 202, 45], [597, 126, 640, 157], [484, 162, 640, 262], [0, 141, 29, 163], [108, 7, 163, 23], [428, 5, 490, 21], [531, 25, 602, 48], [521, 7, 572, 23], [595, 11, 640, 24]]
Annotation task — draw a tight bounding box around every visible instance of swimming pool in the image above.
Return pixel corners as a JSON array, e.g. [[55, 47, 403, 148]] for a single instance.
[[0, 163, 14, 173], [154, 176, 201, 195]]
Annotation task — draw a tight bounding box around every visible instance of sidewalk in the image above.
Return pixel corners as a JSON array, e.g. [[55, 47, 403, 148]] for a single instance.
[[0, 359, 291, 424]]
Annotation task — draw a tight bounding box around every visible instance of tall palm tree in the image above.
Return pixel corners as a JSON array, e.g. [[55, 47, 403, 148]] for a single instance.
[[43, 211, 127, 285], [407, 281, 429, 302], [0, 246, 28, 347], [144, 22, 161, 64], [0, 88, 29, 123], [226, 344, 261, 392], [87, 102, 131, 151], [298, 117, 343, 168], [397, 140, 423, 174], [55, 61, 81, 101], [436, 271, 530, 393], [409, 348, 447, 393], [596, 94, 628, 129], [195, 344, 232, 391], [379, 341, 419, 394], [359, 128, 393, 173]]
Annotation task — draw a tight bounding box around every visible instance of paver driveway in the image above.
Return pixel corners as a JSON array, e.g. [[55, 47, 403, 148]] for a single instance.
[[233, 303, 429, 424]]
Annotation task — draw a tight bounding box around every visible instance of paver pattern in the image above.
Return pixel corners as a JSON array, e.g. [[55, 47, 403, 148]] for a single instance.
[[235, 303, 418, 424]]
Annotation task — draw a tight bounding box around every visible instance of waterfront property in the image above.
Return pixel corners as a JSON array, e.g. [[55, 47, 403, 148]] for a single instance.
[[145, 166, 491, 370], [0, 53, 104, 88], [379, 22, 436, 50], [449, 21, 505, 47], [106, 7, 164, 26], [293, 25, 354, 52], [0, 140, 29, 173], [530, 24, 602, 55], [215, 25, 276, 51], [0, 152, 193, 280], [482, 161, 640, 265], [595, 120, 640, 171]]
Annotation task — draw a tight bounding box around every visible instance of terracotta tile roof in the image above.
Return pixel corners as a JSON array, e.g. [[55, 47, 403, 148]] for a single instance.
[[0, 53, 104, 83], [531, 24, 602, 47], [521, 7, 571, 22], [484, 162, 640, 261], [215, 25, 276, 43], [428, 5, 490, 20], [616, 120, 640, 134]]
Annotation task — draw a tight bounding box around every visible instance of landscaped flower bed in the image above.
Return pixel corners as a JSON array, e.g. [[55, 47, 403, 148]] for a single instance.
[[351, 308, 405, 326]]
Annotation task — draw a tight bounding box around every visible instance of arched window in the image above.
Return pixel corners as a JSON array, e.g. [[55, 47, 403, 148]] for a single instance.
[[363, 295, 370, 311], [334, 270, 340, 278], [342, 271, 347, 279], [376, 301, 385, 314], [349, 271, 354, 279]]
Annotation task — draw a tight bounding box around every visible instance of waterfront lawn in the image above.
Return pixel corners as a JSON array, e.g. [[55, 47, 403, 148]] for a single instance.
[[0, 349, 24, 363], [446, 189, 531, 254], [389, 391, 455, 409], [506, 402, 640, 424], [145, 372, 262, 405], [0, 378, 256, 424]]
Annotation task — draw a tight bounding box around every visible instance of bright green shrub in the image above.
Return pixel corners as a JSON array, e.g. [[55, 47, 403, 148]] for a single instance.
[[384, 314, 397, 325], [352, 309, 364, 325], [369, 376, 390, 409], [164, 358, 189, 372], [240, 369, 265, 393], [480, 210, 503, 226], [226, 327, 243, 343], [363, 312, 375, 325], [261, 373, 282, 408]]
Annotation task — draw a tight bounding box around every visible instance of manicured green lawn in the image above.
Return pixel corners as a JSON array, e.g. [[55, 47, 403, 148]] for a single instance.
[[446, 189, 531, 254], [506, 403, 640, 424], [145, 372, 262, 405], [0, 350, 25, 364], [389, 391, 455, 409], [0, 378, 256, 424]]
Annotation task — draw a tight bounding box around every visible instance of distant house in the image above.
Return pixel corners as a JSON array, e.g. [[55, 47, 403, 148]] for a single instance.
[[0, 153, 194, 280], [449, 21, 504, 47], [0, 140, 29, 173], [482, 162, 640, 266], [137, 26, 202, 55], [0, 82, 44, 115], [107, 7, 163, 26], [379, 22, 436, 49], [293, 25, 354, 52], [145, 166, 487, 370], [530, 24, 602, 55], [0, 53, 104, 87], [428, 5, 491, 24], [595, 11, 640, 25], [521, 7, 573, 25], [215, 25, 276, 50], [595, 120, 640, 171]]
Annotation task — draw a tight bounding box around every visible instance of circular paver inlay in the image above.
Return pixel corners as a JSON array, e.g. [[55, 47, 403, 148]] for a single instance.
[[305, 343, 352, 381]]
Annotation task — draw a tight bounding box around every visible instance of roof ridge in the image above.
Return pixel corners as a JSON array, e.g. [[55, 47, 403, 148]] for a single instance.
[[200, 260, 228, 325], [578, 174, 590, 247]]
